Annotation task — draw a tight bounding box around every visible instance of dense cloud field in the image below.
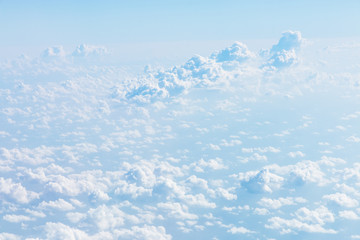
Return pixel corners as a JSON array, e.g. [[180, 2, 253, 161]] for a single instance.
[[1, 32, 360, 240]]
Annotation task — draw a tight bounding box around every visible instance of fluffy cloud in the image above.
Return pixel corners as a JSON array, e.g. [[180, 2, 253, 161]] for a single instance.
[[39, 198, 75, 211], [157, 202, 198, 220], [210, 42, 254, 63], [0, 146, 55, 165], [72, 44, 108, 57], [42, 46, 66, 59], [0, 233, 21, 240], [258, 197, 306, 209], [227, 226, 254, 234], [323, 193, 359, 208], [114, 225, 172, 240], [266, 205, 336, 234], [339, 210, 360, 220], [266, 216, 337, 234], [0, 177, 39, 204], [3, 214, 34, 223], [44, 222, 110, 240], [263, 30, 303, 69], [295, 206, 335, 225], [240, 169, 284, 193], [270, 31, 303, 53], [88, 205, 127, 230]]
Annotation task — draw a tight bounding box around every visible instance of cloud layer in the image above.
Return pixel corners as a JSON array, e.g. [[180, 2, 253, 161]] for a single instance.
[[1, 31, 360, 239]]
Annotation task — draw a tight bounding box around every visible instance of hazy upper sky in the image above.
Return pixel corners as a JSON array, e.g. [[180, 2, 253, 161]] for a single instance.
[[1, 0, 360, 47]]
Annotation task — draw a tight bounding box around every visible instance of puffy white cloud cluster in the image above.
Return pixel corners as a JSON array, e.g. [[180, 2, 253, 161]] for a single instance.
[[0, 177, 39, 204], [123, 31, 308, 102], [210, 42, 254, 63], [72, 44, 108, 57], [264, 30, 303, 69], [266, 206, 337, 234]]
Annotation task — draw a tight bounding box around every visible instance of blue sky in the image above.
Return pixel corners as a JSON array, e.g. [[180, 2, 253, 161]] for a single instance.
[[1, 0, 360, 47]]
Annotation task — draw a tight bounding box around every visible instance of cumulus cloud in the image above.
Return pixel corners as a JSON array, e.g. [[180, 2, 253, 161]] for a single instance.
[[339, 210, 360, 220], [0, 233, 21, 240], [266, 216, 337, 234], [114, 225, 172, 240], [240, 169, 284, 193], [270, 31, 303, 53], [190, 158, 227, 172], [0, 177, 39, 204], [42, 46, 66, 59], [44, 222, 108, 240], [210, 42, 254, 63], [347, 136, 360, 143], [157, 202, 198, 220], [266, 205, 336, 234], [1, 146, 55, 165], [295, 206, 335, 225], [72, 44, 108, 57], [323, 193, 359, 208], [38, 198, 75, 211], [267, 160, 328, 187], [227, 226, 254, 234], [88, 204, 127, 230], [263, 30, 303, 69], [258, 197, 306, 209], [3, 214, 34, 223]]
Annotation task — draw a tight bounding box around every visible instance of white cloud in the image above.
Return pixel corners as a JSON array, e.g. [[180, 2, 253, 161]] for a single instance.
[[157, 202, 198, 220], [254, 208, 270, 215], [190, 158, 227, 172], [266, 205, 336, 235], [0, 233, 21, 240], [323, 193, 359, 208], [44, 222, 110, 240], [270, 31, 303, 53], [318, 156, 346, 166], [42, 46, 66, 59], [211, 42, 254, 63], [3, 214, 34, 223], [114, 225, 172, 240], [266, 49, 298, 69], [240, 169, 284, 193], [88, 204, 127, 230], [25, 209, 46, 218], [0, 177, 39, 204], [288, 151, 305, 158], [227, 226, 254, 234], [339, 210, 360, 220], [295, 206, 335, 225], [72, 44, 108, 57], [263, 30, 303, 69], [347, 136, 360, 143], [66, 212, 87, 223], [266, 216, 337, 234], [242, 146, 280, 153], [182, 193, 216, 208], [268, 160, 328, 186], [258, 197, 306, 209], [39, 198, 75, 211], [0, 146, 55, 165]]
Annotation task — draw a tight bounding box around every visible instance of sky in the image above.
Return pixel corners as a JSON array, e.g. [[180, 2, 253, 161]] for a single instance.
[[1, 1, 360, 240], [1, 0, 360, 60]]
